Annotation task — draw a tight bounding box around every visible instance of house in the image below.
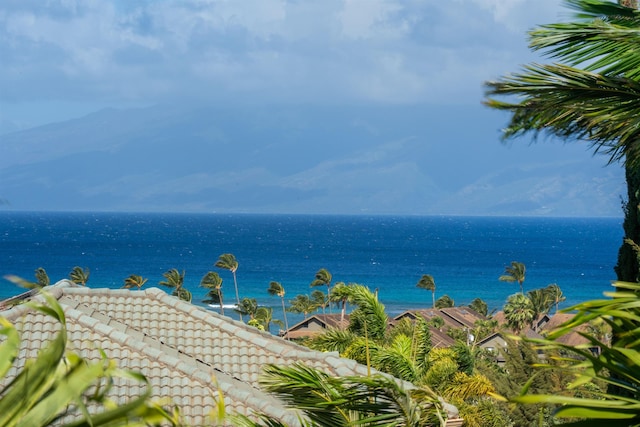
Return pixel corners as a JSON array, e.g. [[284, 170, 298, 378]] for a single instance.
[[0, 281, 464, 426], [283, 313, 350, 339]]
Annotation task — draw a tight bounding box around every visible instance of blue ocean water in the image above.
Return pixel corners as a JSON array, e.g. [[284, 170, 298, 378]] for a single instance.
[[0, 212, 623, 324]]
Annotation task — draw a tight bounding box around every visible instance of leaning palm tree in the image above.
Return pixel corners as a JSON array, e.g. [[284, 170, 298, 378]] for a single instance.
[[416, 274, 436, 309], [499, 261, 526, 294], [267, 281, 289, 336], [215, 253, 240, 307], [122, 274, 148, 290], [310, 268, 332, 314], [484, 0, 640, 284], [201, 271, 224, 315], [545, 283, 566, 313], [69, 266, 90, 286], [34, 267, 49, 288], [254, 306, 284, 333], [158, 268, 191, 302], [235, 297, 259, 321]]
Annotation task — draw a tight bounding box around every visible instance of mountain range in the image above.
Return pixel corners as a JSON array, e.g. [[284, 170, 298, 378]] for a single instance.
[[0, 103, 625, 217]]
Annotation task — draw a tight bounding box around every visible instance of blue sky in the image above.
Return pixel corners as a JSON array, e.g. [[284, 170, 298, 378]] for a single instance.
[[0, 1, 627, 216]]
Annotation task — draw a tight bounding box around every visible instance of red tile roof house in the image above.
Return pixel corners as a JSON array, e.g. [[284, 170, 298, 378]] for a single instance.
[[1, 280, 464, 426]]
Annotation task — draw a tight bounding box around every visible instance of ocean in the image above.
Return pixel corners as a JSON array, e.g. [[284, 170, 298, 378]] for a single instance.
[[0, 212, 623, 325]]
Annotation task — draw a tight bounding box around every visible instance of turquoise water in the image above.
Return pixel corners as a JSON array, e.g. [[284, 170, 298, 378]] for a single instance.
[[0, 212, 623, 322]]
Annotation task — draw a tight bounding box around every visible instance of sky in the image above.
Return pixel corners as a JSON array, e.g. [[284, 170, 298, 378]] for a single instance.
[[0, 0, 572, 127], [0, 0, 628, 216]]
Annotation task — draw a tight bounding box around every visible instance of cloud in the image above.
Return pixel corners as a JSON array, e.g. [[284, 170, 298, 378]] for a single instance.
[[0, 0, 570, 110]]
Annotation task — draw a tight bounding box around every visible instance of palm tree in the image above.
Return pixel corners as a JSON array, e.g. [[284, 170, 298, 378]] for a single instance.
[[254, 306, 284, 333], [215, 253, 241, 309], [435, 294, 454, 308], [526, 287, 554, 320], [545, 283, 566, 313], [158, 268, 191, 302], [329, 281, 354, 322], [468, 297, 489, 316], [310, 268, 332, 314], [483, 0, 640, 285], [228, 362, 446, 427], [200, 271, 224, 315], [34, 267, 49, 287], [510, 281, 640, 424], [122, 274, 148, 290], [503, 293, 535, 334], [416, 274, 436, 308], [287, 294, 317, 319], [267, 281, 289, 335], [347, 284, 388, 342], [311, 289, 328, 314], [69, 266, 90, 286], [235, 297, 259, 320], [499, 261, 526, 294]]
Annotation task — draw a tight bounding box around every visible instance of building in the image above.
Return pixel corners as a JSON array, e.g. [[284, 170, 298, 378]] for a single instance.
[[1, 281, 463, 426]]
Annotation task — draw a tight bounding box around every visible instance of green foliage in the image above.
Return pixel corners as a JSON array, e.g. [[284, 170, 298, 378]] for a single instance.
[[435, 295, 454, 309], [499, 262, 526, 294], [235, 297, 259, 319], [34, 267, 50, 287], [468, 297, 489, 316], [511, 281, 640, 425], [416, 274, 437, 308], [287, 294, 318, 319], [347, 284, 388, 342], [503, 293, 535, 334], [216, 253, 241, 307], [69, 266, 90, 286], [267, 281, 289, 334], [251, 362, 445, 427], [0, 292, 176, 426], [159, 269, 191, 302], [122, 274, 148, 290], [201, 271, 224, 314]]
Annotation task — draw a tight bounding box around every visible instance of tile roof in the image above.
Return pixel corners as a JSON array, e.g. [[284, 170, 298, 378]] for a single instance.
[[0, 281, 389, 426]]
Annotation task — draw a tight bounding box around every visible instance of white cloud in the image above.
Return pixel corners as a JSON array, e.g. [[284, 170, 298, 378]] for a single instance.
[[0, 0, 568, 115]]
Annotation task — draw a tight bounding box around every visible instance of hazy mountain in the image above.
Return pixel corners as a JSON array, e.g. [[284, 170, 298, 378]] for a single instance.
[[0, 104, 626, 217]]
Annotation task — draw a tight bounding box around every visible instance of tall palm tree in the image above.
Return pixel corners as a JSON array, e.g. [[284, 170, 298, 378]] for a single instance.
[[499, 261, 526, 294], [267, 281, 289, 335], [122, 274, 148, 290], [69, 266, 90, 286], [503, 293, 535, 334], [484, 0, 640, 284], [287, 294, 317, 319], [34, 267, 49, 288], [158, 268, 191, 302], [310, 268, 332, 314], [215, 253, 240, 308], [200, 271, 224, 315], [416, 274, 436, 308]]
